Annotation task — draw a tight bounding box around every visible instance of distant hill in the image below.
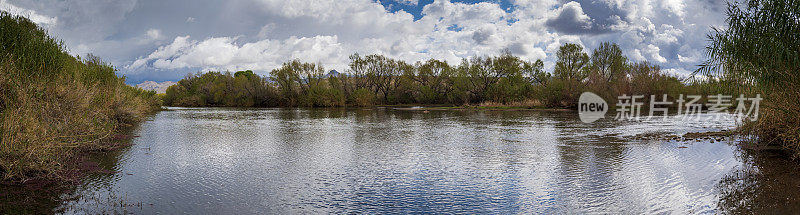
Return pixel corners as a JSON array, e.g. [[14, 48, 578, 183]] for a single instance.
[[324, 70, 340, 78], [136, 81, 176, 93]]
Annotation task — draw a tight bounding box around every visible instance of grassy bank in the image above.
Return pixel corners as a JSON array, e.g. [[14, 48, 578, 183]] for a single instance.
[[0, 12, 161, 182], [698, 0, 800, 156]]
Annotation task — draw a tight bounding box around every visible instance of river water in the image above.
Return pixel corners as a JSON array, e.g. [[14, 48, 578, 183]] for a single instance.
[[5, 107, 800, 214]]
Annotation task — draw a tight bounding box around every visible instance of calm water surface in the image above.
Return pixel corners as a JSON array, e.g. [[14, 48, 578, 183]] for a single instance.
[[10, 107, 800, 214]]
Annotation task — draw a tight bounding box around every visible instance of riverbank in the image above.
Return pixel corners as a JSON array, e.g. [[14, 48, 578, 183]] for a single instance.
[[0, 13, 162, 184]]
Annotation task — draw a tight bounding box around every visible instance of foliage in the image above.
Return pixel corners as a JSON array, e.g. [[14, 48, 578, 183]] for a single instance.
[[586, 42, 627, 102], [553, 43, 590, 107], [697, 0, 800, 154], [164, 71, 278, 107], [0, 12, 161, 181], [351, 88, 375, 107], [269, 60, 343, 107], [165, 42, 704, 109]]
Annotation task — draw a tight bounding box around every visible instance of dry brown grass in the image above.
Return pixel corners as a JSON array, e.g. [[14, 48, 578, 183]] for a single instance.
[[739, 91, 800, 156], [0, 60, 160, 182], [0, 12, 160, 182]]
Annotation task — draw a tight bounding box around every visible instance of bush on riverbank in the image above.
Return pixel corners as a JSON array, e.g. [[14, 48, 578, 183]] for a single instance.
[[698, 0, 800, 155], [0, 12, 161, 181], [163, 70, 279, 107]]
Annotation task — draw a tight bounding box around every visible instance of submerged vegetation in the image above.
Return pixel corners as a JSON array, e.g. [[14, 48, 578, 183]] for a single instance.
[[166, 43, 705, 108], [0, 12, 161, 181], [698, 0, 800, 155]]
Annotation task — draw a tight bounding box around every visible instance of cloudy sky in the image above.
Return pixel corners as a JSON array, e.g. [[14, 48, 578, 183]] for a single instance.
[[1, 0, 726, 84]]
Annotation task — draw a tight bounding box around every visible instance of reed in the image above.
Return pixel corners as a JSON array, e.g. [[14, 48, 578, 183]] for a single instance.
[[0, 12, 161, 181], [697, 0, 800, 155]]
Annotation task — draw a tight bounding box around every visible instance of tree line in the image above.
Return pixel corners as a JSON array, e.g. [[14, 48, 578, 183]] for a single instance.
[[166, 42, 714, 108]]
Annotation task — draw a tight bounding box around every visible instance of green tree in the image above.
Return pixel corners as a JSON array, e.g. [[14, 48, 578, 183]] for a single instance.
[[554, 43, 590, 82], [269, 60, 329, 106], [590, 42, 627, 83], [414, 59, 454, 103], [553, 43, 590, 107], [487, 51, 527, 103], [587, 42, 628, 101], [523, 59, 548, 86]]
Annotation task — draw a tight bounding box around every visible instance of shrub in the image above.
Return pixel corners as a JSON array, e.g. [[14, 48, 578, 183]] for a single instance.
[[351, 88, 374, 107]]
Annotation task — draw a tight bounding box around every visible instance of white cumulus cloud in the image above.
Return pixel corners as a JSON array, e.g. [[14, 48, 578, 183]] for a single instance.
[[0, 0, 57, 26], [3, 0, 727, 81]]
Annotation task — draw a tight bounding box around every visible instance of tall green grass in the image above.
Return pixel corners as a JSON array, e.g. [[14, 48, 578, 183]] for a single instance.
[[0, 12, 161, 181], [698, 0, 800, 155]]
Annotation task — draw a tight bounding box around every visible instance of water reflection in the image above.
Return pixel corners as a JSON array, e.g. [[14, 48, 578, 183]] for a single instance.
[[716, 147, 800, 213], [2, 107, 800, 214]]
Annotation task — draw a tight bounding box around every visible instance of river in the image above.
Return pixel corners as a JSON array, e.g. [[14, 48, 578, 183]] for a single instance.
[[4, 107, 800, 214]]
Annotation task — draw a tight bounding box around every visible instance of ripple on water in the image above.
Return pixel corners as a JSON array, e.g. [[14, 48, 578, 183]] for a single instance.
[[41, 108, 780, 214]]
